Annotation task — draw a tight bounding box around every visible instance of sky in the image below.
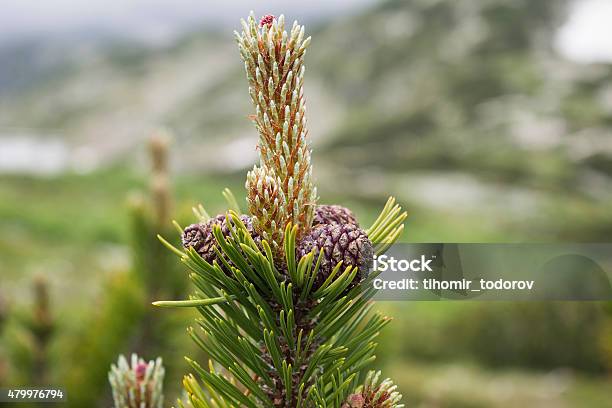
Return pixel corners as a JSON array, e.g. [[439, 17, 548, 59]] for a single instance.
[[0, 0, 376, 45], [555, 0, 612, 63], [1, 0, 612, 62]]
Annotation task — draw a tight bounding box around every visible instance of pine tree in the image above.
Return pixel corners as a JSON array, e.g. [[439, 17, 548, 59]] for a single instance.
[[0, 291, 6, 384], [156, 13, 407, 407], [69, 132, 181, 407], [1, 276, 56, 388], [29, 276, 54, 386]]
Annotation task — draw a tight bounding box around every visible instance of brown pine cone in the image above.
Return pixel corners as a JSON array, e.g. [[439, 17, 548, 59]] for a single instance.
[[313, 205, 358, 227], [181, 214, 258, 265], [297, 223, 373, 290]]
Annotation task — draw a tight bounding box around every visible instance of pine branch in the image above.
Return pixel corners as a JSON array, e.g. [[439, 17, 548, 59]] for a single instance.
[[157, 206, 402, 406], [237, 13, 317, 251], [149, 131, 173, 228], [29, 276, 54, 386], [156, 12, 409, 408]]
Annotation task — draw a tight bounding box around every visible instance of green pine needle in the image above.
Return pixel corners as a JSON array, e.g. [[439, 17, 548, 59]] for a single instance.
[[367, 196, 407, 250], [222, 188, 241, 213], [152, 296, 234, 308]]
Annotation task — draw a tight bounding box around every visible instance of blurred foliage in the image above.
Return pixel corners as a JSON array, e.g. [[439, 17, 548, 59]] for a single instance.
[[455, 303, 608, 372], [379, 302, 609, 374], [0, 138, 210, 405], [57, 271, 145, 407], [384, 359, 612, 408], [0, 278, 56, 389]]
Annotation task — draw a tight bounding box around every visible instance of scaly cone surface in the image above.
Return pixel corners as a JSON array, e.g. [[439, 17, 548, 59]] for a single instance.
[[236, 13, 317, 254]]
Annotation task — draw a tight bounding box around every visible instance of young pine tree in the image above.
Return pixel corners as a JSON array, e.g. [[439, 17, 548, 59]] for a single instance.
[[156, 13, 407, 407], [109, 354, 165, 408]]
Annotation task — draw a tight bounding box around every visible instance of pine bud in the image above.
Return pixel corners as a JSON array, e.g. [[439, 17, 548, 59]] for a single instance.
[[237, 12, 317, 249], [108, 354, 165, 408], [259, 14, 275, 27], [343, 371, 403, 408], [343, 393, 365, 408], [148, 131, 173, 227], [246, 165, 286, 255], [148, 131, 170, 174]]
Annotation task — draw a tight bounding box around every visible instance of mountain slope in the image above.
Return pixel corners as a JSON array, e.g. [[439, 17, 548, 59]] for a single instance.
[[2, 0, 612, 238]]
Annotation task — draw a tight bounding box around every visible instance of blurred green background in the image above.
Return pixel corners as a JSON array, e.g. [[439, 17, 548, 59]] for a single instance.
[[2, 0, 612, 406]]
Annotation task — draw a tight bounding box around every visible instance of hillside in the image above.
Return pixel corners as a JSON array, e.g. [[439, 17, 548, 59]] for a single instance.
[[1, 0, 612, 239]]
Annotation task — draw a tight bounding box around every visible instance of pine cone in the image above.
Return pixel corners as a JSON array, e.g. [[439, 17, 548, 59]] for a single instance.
[[297, 223, 373, 290], [182, 214, 258, 265], [313, 204, 358, 227]]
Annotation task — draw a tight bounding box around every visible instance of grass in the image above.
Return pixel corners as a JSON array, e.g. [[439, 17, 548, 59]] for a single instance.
[[1, 167, 611, 406], [0, 167, 239, 308], [386, 360, 612, 408]]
